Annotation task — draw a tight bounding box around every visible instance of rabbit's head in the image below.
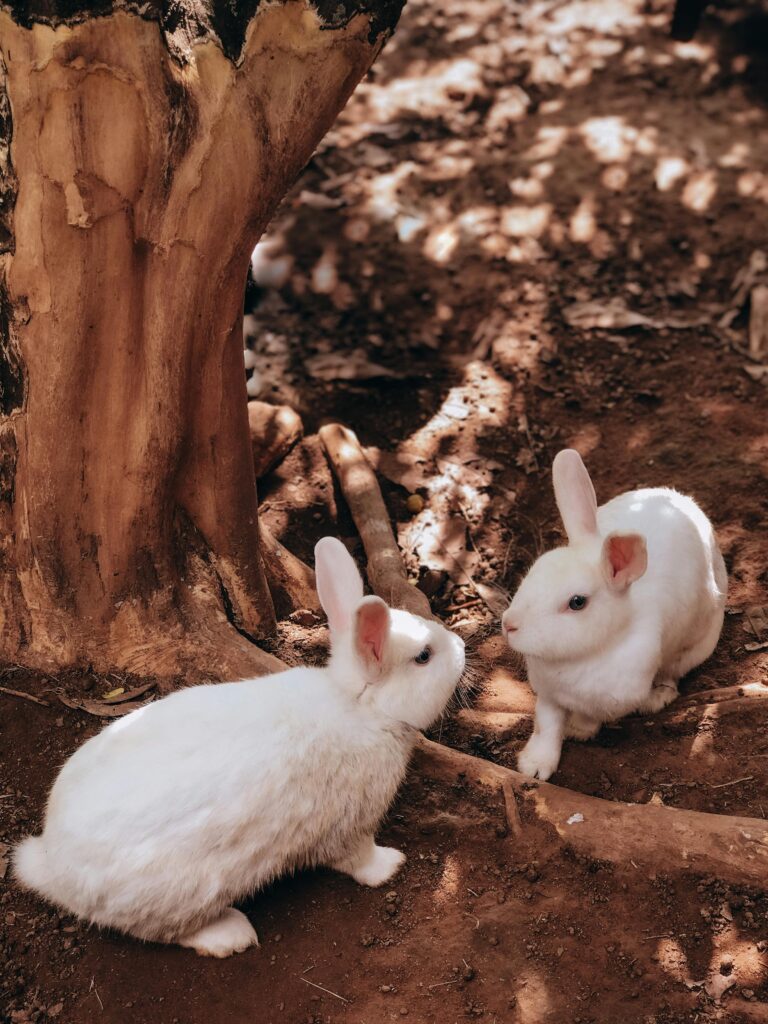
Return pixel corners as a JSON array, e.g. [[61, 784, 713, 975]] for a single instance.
[[315, 538, 465, 730], [501, 450, 647, 662]]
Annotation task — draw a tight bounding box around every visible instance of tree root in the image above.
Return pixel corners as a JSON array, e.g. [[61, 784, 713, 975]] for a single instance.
[[260, 524, 321, 620], [319, 423, 432, 618], [320, 419, 767, 886], [248, 401, 303, 480], [677, 682, 768, 707], [415, 737, 768, 887]]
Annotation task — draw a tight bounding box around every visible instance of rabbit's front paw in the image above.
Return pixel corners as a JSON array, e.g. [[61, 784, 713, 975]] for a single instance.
[[353, 845, 406, 887], [336, 840, 406, 888], [178, 908, 259, 958], [565, 711, 601, 741], [517, 735, 561, 781], [637, 681, 678, 714]]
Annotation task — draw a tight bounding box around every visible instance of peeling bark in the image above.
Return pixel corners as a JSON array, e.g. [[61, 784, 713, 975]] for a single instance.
[[0, 0, 401, 678]]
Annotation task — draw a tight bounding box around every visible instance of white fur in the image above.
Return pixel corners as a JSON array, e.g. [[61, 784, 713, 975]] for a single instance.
[[502, 450, 727, 781], [14, 538, 465, 955]]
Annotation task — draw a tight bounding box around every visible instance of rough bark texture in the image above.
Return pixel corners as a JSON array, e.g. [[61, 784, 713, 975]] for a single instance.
[[0, 0, 401, 679], [2, 0, 403, 63]]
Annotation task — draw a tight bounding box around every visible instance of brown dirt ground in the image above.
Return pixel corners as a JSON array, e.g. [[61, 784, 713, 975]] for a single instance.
[[2, 0, 768, 1021]]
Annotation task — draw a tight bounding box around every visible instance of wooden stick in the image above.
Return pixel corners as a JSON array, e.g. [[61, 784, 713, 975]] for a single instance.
[[319, 423, 432, 618], [415, 737, 768, 888]]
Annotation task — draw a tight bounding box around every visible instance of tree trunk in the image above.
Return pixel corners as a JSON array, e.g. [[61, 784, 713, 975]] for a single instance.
[[0, 0, 401, 680]]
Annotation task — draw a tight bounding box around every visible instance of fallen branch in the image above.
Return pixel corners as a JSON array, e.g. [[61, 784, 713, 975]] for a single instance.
[[319, 423, 431, 617], [415, 738, 768, 888]]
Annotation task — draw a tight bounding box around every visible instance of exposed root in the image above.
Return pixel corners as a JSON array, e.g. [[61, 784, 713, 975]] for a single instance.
[[678, 682, 768, 707], [260, 524, 321, 619], [415, 738, 768, 887], [319, 423, 432, 618], [323, 428, 768, 885]]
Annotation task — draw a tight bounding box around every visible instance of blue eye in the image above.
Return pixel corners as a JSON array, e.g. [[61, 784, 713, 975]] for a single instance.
[[414, 647, 432, 665], [568, 595, 588, 611]]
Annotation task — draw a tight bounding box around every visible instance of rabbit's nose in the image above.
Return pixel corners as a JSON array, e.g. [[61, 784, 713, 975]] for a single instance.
[[501, 610, 518, 634]]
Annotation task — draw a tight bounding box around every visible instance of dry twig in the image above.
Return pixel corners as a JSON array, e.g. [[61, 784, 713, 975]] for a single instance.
[[299, 977, 349, 1004], [0, 686, 50, 708]]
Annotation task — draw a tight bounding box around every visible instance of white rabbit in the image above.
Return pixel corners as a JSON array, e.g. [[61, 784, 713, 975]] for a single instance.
[[501, 449, 727, 781], [14, 537, 465, 957]]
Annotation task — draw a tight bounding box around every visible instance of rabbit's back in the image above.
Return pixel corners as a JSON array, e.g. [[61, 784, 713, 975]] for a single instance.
[[597, 486, 726, 656], [19, 670, 413, 940]]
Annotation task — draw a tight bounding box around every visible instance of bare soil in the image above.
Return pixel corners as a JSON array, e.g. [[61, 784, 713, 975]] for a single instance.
[[2, 0, 768, 1021]]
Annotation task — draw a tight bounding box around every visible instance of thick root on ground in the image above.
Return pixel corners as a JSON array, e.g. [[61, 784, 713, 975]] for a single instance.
[[415, 737, 768, 887], [319, 423, 432, 618]]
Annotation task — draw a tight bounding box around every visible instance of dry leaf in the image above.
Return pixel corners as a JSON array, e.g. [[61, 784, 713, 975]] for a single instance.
[[0, 842, 9, 880], [57, 691, 154, 718], [742, 606, 768, 644], [101, 682, 156, 704], [364, 448, 429, 493], [101, 686, 125, 701], [305, 349, 397, 381]]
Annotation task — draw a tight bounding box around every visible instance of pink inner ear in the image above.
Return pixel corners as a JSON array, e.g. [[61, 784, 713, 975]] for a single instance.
[[604, 533, 647, 588], [356, 599, 389, 665], [608, 536, 636, 574]]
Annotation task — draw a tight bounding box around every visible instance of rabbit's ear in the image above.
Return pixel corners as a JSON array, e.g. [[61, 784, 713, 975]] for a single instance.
[[552, 449, 599, 543], [601, 533, 647, 590], [314, 537, 365, 633], [355, 596, 391, 672]]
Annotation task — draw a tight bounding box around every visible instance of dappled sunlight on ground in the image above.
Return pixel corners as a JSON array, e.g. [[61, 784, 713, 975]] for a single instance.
[[240, 1, 768, 1018]]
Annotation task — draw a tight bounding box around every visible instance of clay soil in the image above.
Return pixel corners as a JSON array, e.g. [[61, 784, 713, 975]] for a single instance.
[[2, 0, 768, 1021]]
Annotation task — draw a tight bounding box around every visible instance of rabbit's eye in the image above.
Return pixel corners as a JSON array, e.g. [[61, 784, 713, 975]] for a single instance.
[[414, 646, 432, 665], [568, 595, 588, 611]]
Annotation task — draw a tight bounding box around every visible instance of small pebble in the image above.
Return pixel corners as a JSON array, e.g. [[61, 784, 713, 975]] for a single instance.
[[406, 494, 425, 515]]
